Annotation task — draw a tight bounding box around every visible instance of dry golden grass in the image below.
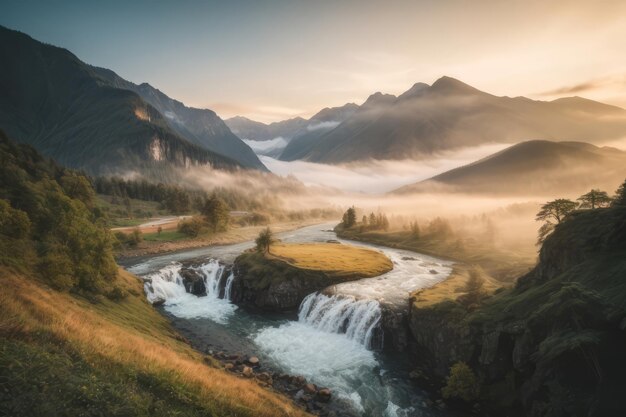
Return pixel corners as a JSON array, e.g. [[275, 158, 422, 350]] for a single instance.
[[270, 243, 392, 278], [411, 265, 502, 309], [0, 268, 310, 417]]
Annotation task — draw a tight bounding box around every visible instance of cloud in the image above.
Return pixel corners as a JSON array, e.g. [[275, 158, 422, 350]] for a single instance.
[[243, 137, 289, 157], [538, 75, 625, 96], [306, 121, 340, 131]]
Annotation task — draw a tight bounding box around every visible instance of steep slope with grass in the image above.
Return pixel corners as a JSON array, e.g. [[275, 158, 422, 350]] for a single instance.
[[231, 243, 392, 310], [0, 269, 309, 417], [408, 204, 626, 416]]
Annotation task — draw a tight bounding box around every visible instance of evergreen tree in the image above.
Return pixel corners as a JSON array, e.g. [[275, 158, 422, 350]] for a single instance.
[[342, 206, 357, 228]]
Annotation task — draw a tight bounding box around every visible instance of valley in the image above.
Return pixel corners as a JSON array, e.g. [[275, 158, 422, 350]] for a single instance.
[[2, 5, 626, 417]]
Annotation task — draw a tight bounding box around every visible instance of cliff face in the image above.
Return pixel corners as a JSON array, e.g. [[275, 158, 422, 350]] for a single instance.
[[231, 252, 358, 311], [408, 207, 626, 416]]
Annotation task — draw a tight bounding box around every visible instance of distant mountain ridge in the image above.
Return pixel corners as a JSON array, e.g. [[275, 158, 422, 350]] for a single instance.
[[225, 103, 359, 143], [0, 25, 265, 177], [277, 76, 626, 163], [393, 140, 626, 196]]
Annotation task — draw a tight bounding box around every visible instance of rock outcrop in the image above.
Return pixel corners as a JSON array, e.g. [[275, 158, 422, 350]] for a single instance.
[[230, 252, 361, 311]]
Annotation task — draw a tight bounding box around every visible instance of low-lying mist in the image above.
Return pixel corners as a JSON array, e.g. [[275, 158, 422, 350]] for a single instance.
[[260, 143, 510, 194]]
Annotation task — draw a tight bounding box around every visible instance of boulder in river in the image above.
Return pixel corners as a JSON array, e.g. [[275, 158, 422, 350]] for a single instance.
[[180, 268, 206, 296], [316, 388, 331, 402], [151, 297, 166, 306], [246, 356, 259, 366]]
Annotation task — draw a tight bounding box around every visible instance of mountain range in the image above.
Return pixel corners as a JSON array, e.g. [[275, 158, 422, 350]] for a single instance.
[[247, 76, 626, 164], [0, 26, 265, 178], [393, 140, 626, 196]]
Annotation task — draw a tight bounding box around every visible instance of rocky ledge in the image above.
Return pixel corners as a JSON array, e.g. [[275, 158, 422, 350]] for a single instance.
[[230, 251, 369, 311]]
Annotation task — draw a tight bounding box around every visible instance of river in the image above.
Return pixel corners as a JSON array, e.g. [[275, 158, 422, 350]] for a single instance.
[[123, 223, 457, 417]]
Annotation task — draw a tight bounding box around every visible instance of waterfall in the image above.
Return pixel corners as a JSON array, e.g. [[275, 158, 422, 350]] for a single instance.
[[298, 293, 383, 350], [142, 260, 237, 322], [191, 261, 226, 297], [223, 272, 235, 300]]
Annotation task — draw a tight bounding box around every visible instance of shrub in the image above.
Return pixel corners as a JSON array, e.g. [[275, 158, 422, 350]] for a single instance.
[[442, 362, 480, 402], [178, 216, 205, 237]]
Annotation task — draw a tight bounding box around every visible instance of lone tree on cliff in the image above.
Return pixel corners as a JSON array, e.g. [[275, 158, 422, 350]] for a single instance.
[[577, 189, 612, 209], [535, 198, 578, 244], [255, 227, 275, 254]]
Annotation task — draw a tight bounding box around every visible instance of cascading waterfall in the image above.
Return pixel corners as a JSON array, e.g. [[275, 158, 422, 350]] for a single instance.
[[223, 272, 235, 300], [298, 293, 383, 350], [143, 260, 237, 322]]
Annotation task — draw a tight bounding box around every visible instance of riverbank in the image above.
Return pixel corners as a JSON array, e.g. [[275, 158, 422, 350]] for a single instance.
[[335, 225, 535, 283], [116, 220, 326, 259]]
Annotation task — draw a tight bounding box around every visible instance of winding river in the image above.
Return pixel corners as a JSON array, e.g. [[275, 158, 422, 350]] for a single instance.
[[123, 223, 455, 417]]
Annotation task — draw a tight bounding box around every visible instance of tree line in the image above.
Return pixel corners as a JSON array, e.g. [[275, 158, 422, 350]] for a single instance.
[[0, 131, 119, 298]]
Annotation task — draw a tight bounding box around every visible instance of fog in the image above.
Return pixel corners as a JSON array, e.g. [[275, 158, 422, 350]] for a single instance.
[[260, 143, 509, 193]]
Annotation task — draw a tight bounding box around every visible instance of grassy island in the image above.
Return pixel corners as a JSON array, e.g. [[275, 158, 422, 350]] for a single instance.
[[269, 243, 393, 279]]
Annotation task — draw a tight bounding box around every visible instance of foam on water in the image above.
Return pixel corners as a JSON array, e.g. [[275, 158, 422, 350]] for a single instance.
[[254, 321, 378, 411], [144, 261, 237, 323]]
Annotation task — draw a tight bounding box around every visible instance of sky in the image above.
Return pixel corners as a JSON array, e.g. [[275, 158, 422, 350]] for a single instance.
[[3, 0, 626, 123]]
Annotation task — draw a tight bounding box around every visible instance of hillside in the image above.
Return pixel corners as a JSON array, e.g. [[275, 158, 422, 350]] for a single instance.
[[408, 201, 626, 416], [282, 76, 626, 163], [0, 26, 263, 177], [393, 140, 626, 195], [92, 68, 265, 170], [0, 131, 308, 417]]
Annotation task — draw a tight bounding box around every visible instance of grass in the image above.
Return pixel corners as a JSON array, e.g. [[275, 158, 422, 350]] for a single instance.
[[411, 265, 501, 309], [0, 267, 311, 417], [270, 243, 392, 278], [96, 194, 173, 228], [142, 230, 189, 242]]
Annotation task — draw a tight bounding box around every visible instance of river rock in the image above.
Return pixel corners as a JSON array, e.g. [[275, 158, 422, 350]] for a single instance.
[[247, 356, 259, 366], [257, 372, 273, 385], [151, 297, 166, 306], [304, 383, 317, 394], [242, 366, 254, 378], [316, 388, 331, 402], [224, 363, 234, 371]]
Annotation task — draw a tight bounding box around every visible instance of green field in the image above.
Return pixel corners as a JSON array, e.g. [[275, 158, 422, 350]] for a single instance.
[[142, 230, 189, 242]]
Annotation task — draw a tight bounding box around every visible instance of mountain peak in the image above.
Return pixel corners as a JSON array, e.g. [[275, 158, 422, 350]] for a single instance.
[[362, 92, 396, 107], [398, 82, 430, 100], [430, 76, 483, 95]]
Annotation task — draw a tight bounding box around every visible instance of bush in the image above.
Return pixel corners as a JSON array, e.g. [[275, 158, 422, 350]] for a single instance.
[[442, 362, 480, 402], [178, 216, 205, 237]]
